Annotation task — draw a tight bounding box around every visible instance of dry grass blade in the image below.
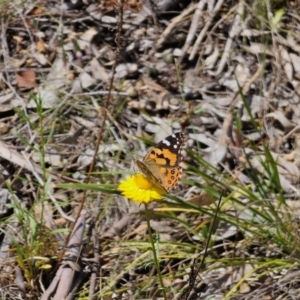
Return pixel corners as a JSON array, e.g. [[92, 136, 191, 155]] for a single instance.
[[179, 192, 223, 300]]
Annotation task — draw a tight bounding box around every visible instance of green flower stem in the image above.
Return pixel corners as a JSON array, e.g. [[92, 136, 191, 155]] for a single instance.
[[145, 203, 167, 300]]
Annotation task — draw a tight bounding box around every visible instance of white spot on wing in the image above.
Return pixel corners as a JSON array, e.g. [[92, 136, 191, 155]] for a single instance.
[[162, 139, 171, 146]]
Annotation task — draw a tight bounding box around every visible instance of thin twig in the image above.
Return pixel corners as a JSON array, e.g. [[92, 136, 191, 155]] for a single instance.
[[189, 0, 224, 60], [157, 3, 198, 48], [55, 0, 125, 277], [180, 0, 207, 63]]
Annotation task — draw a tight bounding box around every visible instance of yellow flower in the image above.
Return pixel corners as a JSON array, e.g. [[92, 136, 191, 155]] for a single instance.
[[118, 174, 166, 203]]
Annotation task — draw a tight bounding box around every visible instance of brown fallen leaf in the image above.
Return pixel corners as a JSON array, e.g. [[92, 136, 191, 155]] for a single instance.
[[36, 37, 46, 53], [13, 35, 23, 43], [29, 6, 43, 15], [0, 122, 10, 135], [187, 192, 214, 207], [16, 70, 38, 88], [284, 150, 295, 161]]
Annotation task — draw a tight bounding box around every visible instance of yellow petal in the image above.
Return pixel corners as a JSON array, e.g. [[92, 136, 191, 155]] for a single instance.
[[118, 174, 166, 203]]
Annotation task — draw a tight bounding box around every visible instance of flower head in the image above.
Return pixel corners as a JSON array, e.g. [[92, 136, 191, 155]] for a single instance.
[[118, 174, 166, 203]]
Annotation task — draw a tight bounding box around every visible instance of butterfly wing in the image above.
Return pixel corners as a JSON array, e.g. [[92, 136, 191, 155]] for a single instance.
[[137, 132, 185, 192]]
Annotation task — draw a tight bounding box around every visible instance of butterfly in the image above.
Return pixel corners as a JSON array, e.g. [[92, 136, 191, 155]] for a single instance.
[[136, 132, 185, 192]]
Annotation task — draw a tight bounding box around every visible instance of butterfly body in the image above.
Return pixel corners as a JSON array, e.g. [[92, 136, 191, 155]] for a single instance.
[[136, 132, 185, 192]]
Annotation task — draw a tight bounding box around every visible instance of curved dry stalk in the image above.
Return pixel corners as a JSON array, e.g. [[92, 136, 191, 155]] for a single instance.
[[189, 0, 225, 61]]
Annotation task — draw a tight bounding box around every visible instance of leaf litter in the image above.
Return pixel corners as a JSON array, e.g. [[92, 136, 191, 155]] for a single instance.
[[1, 0, 300, 299]]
